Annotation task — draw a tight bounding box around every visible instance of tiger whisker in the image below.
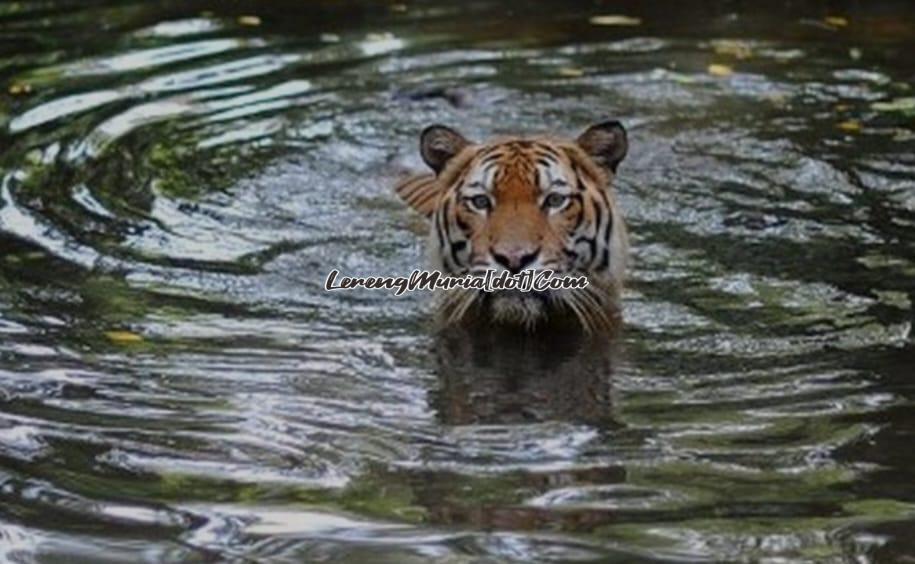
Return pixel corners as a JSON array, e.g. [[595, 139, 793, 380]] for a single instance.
[[556, 289, 590, 333], [577, 284, 613, 333], [453, 289, 479, 323], [439, 287, 479, 326], [587, 284, 617, 332]]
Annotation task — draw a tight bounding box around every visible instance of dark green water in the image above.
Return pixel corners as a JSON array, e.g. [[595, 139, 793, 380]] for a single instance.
[[1, 0, 914, 561]]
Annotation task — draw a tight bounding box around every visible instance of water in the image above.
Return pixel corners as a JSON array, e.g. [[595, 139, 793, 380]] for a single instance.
[[1, 0, 914, 561]]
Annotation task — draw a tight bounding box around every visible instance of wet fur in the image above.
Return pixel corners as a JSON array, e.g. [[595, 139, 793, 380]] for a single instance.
[[396, 126, 629, 333]]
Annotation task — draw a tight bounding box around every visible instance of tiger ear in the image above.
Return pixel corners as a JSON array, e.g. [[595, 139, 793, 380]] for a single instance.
[[420, 124, 470, 174], [576, 120, 628, 173]]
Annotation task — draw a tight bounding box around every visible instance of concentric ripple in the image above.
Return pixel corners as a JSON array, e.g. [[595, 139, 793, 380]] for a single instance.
[[1, 1, 914, 562]]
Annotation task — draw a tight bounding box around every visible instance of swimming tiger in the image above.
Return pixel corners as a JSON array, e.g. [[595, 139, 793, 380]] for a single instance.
[[395, 120, 629, 332]]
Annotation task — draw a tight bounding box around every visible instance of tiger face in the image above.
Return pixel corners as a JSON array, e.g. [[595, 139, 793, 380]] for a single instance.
[[395, 121, 629, 332]]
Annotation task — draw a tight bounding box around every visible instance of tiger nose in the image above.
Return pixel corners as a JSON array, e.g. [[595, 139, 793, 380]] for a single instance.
[[491, 246, 540, 274]]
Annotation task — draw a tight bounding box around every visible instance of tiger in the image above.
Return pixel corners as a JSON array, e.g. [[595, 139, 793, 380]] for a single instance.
[[394, 120, 629, 333]]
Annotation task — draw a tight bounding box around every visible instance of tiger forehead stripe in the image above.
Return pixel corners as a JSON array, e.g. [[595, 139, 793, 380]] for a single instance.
[[529, 144, 561, 160], [461, 141, 571, 194], [535, 156, 555, 168], [477, 145, 505, 162], [462, 155, 504, 190]]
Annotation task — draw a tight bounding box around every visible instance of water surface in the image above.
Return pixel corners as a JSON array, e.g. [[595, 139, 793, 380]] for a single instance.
[[1, 0, 914, 561]]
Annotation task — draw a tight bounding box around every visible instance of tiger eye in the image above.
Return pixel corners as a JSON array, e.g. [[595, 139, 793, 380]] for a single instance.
[[469, 195, 491, 210], [544, 193, 567, 209]]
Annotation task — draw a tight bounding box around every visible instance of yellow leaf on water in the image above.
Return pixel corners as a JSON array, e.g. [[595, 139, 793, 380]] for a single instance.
[[558, 67, 585, 78], [871, 97, 915, 112], [8, 82, 32, 95], [825, 16, 848, 27], [707, 64, 733, 77], [105, 330, 144, 343], [711, 39, 753, 60], [238, 15, 261, 26], [366, 32, 394, 41], [589, 15, 641, 26], [767, 93, 788, 107], [837, 120, 861, 132]]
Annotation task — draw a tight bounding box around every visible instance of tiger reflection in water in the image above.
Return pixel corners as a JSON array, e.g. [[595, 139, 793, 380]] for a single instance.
[[430, 320, 620, 426]]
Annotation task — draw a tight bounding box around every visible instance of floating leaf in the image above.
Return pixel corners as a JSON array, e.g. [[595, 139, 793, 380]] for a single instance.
[[711, 39, 753, 60], [558, 67, 584, 78], [824, 16, 848, 27], [237, 15, 261, 26], [767, 93, 789, 107], [707, 64, 733, 77], [759, 47, 805, 61], [837, 120, 861, 132], [105, 330, 144, 343], [8, 82, 32, 95], [589, 15, 642, 26], [651, 69, 696, 84], [366, 32, 394, 41], [667, 72, 696, 84], [871, 97, 915, 113]]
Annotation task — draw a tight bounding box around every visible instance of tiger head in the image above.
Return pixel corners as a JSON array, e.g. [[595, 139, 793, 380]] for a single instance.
[[395, 121, 629, 332]]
